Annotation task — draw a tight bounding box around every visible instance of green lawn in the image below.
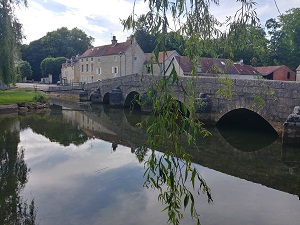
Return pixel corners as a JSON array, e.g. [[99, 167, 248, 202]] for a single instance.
[[0, 89, 48, 105]]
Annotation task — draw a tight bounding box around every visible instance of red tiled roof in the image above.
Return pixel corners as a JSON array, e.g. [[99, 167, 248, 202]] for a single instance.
[[255, 66, 284, 76], [174, 56, 193, 74], [80, 40, 132, 58], [234, 63, 260, 75], [174, 56, 259, 75]]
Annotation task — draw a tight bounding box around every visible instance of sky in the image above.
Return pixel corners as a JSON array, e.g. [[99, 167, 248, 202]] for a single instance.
[[16, 0, 299, 47]]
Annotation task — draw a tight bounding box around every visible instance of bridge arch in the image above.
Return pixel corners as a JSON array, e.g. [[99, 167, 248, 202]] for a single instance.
[[124, 91, 141, 110], [216, 108, 278, 134], [103, 92, 110, 104]]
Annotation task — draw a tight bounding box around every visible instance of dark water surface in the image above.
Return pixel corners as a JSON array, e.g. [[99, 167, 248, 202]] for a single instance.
[[1, 102, 300, 225]]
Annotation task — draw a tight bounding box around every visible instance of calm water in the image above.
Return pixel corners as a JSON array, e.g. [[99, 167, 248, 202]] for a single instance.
[[1, 102, 300, 225]]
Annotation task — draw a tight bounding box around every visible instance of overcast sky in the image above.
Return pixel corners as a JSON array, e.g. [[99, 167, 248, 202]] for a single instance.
[[16, 0, 299, 47]]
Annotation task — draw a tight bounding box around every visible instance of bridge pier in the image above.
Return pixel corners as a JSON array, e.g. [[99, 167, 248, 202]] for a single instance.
[[109, 87, 123, 106], [283, 106, 300, 144]]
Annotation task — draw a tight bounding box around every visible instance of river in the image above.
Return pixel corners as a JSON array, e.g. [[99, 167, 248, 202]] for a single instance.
[[0, 101, 299, 225]]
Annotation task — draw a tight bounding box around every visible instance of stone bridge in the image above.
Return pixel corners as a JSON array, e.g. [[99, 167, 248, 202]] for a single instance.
[[78, 74, 300, 141]]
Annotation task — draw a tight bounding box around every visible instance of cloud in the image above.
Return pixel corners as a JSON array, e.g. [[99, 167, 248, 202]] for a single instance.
[[16, 0, 148, 46], [16, 0, 299, 48]]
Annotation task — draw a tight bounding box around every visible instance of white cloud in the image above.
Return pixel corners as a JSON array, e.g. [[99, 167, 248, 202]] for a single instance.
[[16, 0, 299, 48]]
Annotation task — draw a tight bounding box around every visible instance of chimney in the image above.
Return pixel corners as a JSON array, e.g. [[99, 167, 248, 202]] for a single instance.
[[111, 36, 117, 46]]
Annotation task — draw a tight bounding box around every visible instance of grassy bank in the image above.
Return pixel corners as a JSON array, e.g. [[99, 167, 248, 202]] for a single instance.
[[0, 89, 48, 105]]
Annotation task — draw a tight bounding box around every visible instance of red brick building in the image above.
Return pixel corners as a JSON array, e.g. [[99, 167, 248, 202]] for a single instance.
[[255, 65, 296, 81]]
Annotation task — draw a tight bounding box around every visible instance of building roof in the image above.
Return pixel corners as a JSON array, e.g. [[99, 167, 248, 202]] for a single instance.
[[80, 39, 132, 58], [145, 50, 178, 64], [174, 56, 260, 76], [234, 63, 260, 75], [255, 66, 285, 76], [296, 65, 300, 71]]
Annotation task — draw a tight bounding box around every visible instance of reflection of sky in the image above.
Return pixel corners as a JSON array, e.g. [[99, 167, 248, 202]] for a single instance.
[[19, 128, 300, 225]]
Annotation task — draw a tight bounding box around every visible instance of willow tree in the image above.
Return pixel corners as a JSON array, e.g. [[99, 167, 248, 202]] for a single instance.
[[0, 0, 27, 85], [123, 1, 259, 224]]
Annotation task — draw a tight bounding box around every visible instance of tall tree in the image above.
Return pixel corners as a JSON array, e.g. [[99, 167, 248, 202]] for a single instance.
[[0, 0, 27, 85], [18, 61, 32, 81], [40, 57, 66, 83], [266, 8, 300, 70], [21, 27, 94, 81], [220, 24, 269, 65]]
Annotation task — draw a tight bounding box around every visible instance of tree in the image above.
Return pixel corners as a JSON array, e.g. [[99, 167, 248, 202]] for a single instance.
[[266, 8, 300, 70], [21, 27, 94, 81], [219, 24, 269, 65], [18, 61, 33, 81], [0, 0, 27, 85], [123, 1, 259, 224], [40, 57, 66, 83]]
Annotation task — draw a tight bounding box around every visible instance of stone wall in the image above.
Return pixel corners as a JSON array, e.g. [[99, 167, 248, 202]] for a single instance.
[[83, 74, 300, 136]]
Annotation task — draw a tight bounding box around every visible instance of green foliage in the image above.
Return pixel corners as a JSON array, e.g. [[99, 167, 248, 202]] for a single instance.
[[137, 73, 212, 225], [33, 93, 47, 103], [18, 61, 33, 80], [0, 0, 27, 85], [21, 27, 94, 81], [250, 83, 276, 109], [266, 8, 300, 70], [40, 57, 66, 82], [124, 1, 261, 224], [216, 76, 235, 100]]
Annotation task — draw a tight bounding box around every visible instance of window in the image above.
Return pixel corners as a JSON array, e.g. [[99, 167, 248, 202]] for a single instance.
[[91, 63, 94, 72], [86, 58, 88, 61], [112, 66, 118, 74], [81, 65, 84, 72], [287, 72, 291, 79], [81, 59, 83, 62], [147, 65, 151, 73], [91, 57, 93, 61], [86, 64, 89, 72], [114, 56, 117, 61], [98, 58, 101, 63], [97, 68, 102, 75], [134, 56, 138, 61]]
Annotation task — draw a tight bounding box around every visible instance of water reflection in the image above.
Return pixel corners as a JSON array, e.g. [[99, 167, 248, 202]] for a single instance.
[[0, 117, 36, 224], [50, 102, 299, 198], [1, 103, 300, 225], [217, 126, 279, 151]]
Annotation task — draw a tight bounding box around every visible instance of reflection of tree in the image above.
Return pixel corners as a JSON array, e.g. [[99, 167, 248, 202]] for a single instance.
[[20, 114, 88, 146], [0, 118, 37, 224]]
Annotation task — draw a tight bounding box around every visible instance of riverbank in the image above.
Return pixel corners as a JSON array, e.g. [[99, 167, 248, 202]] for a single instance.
[[0, 88, 49, 115]]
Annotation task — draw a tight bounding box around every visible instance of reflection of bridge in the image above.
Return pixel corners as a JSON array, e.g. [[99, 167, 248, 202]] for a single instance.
[[81, 74, 300, 136], [52, 100, 300, 198]]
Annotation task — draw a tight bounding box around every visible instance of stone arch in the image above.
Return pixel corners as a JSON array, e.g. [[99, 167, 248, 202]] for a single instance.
[[216, 108, 278, 134], [124, 91, 141, 110], [102, 92, 110, 104]]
